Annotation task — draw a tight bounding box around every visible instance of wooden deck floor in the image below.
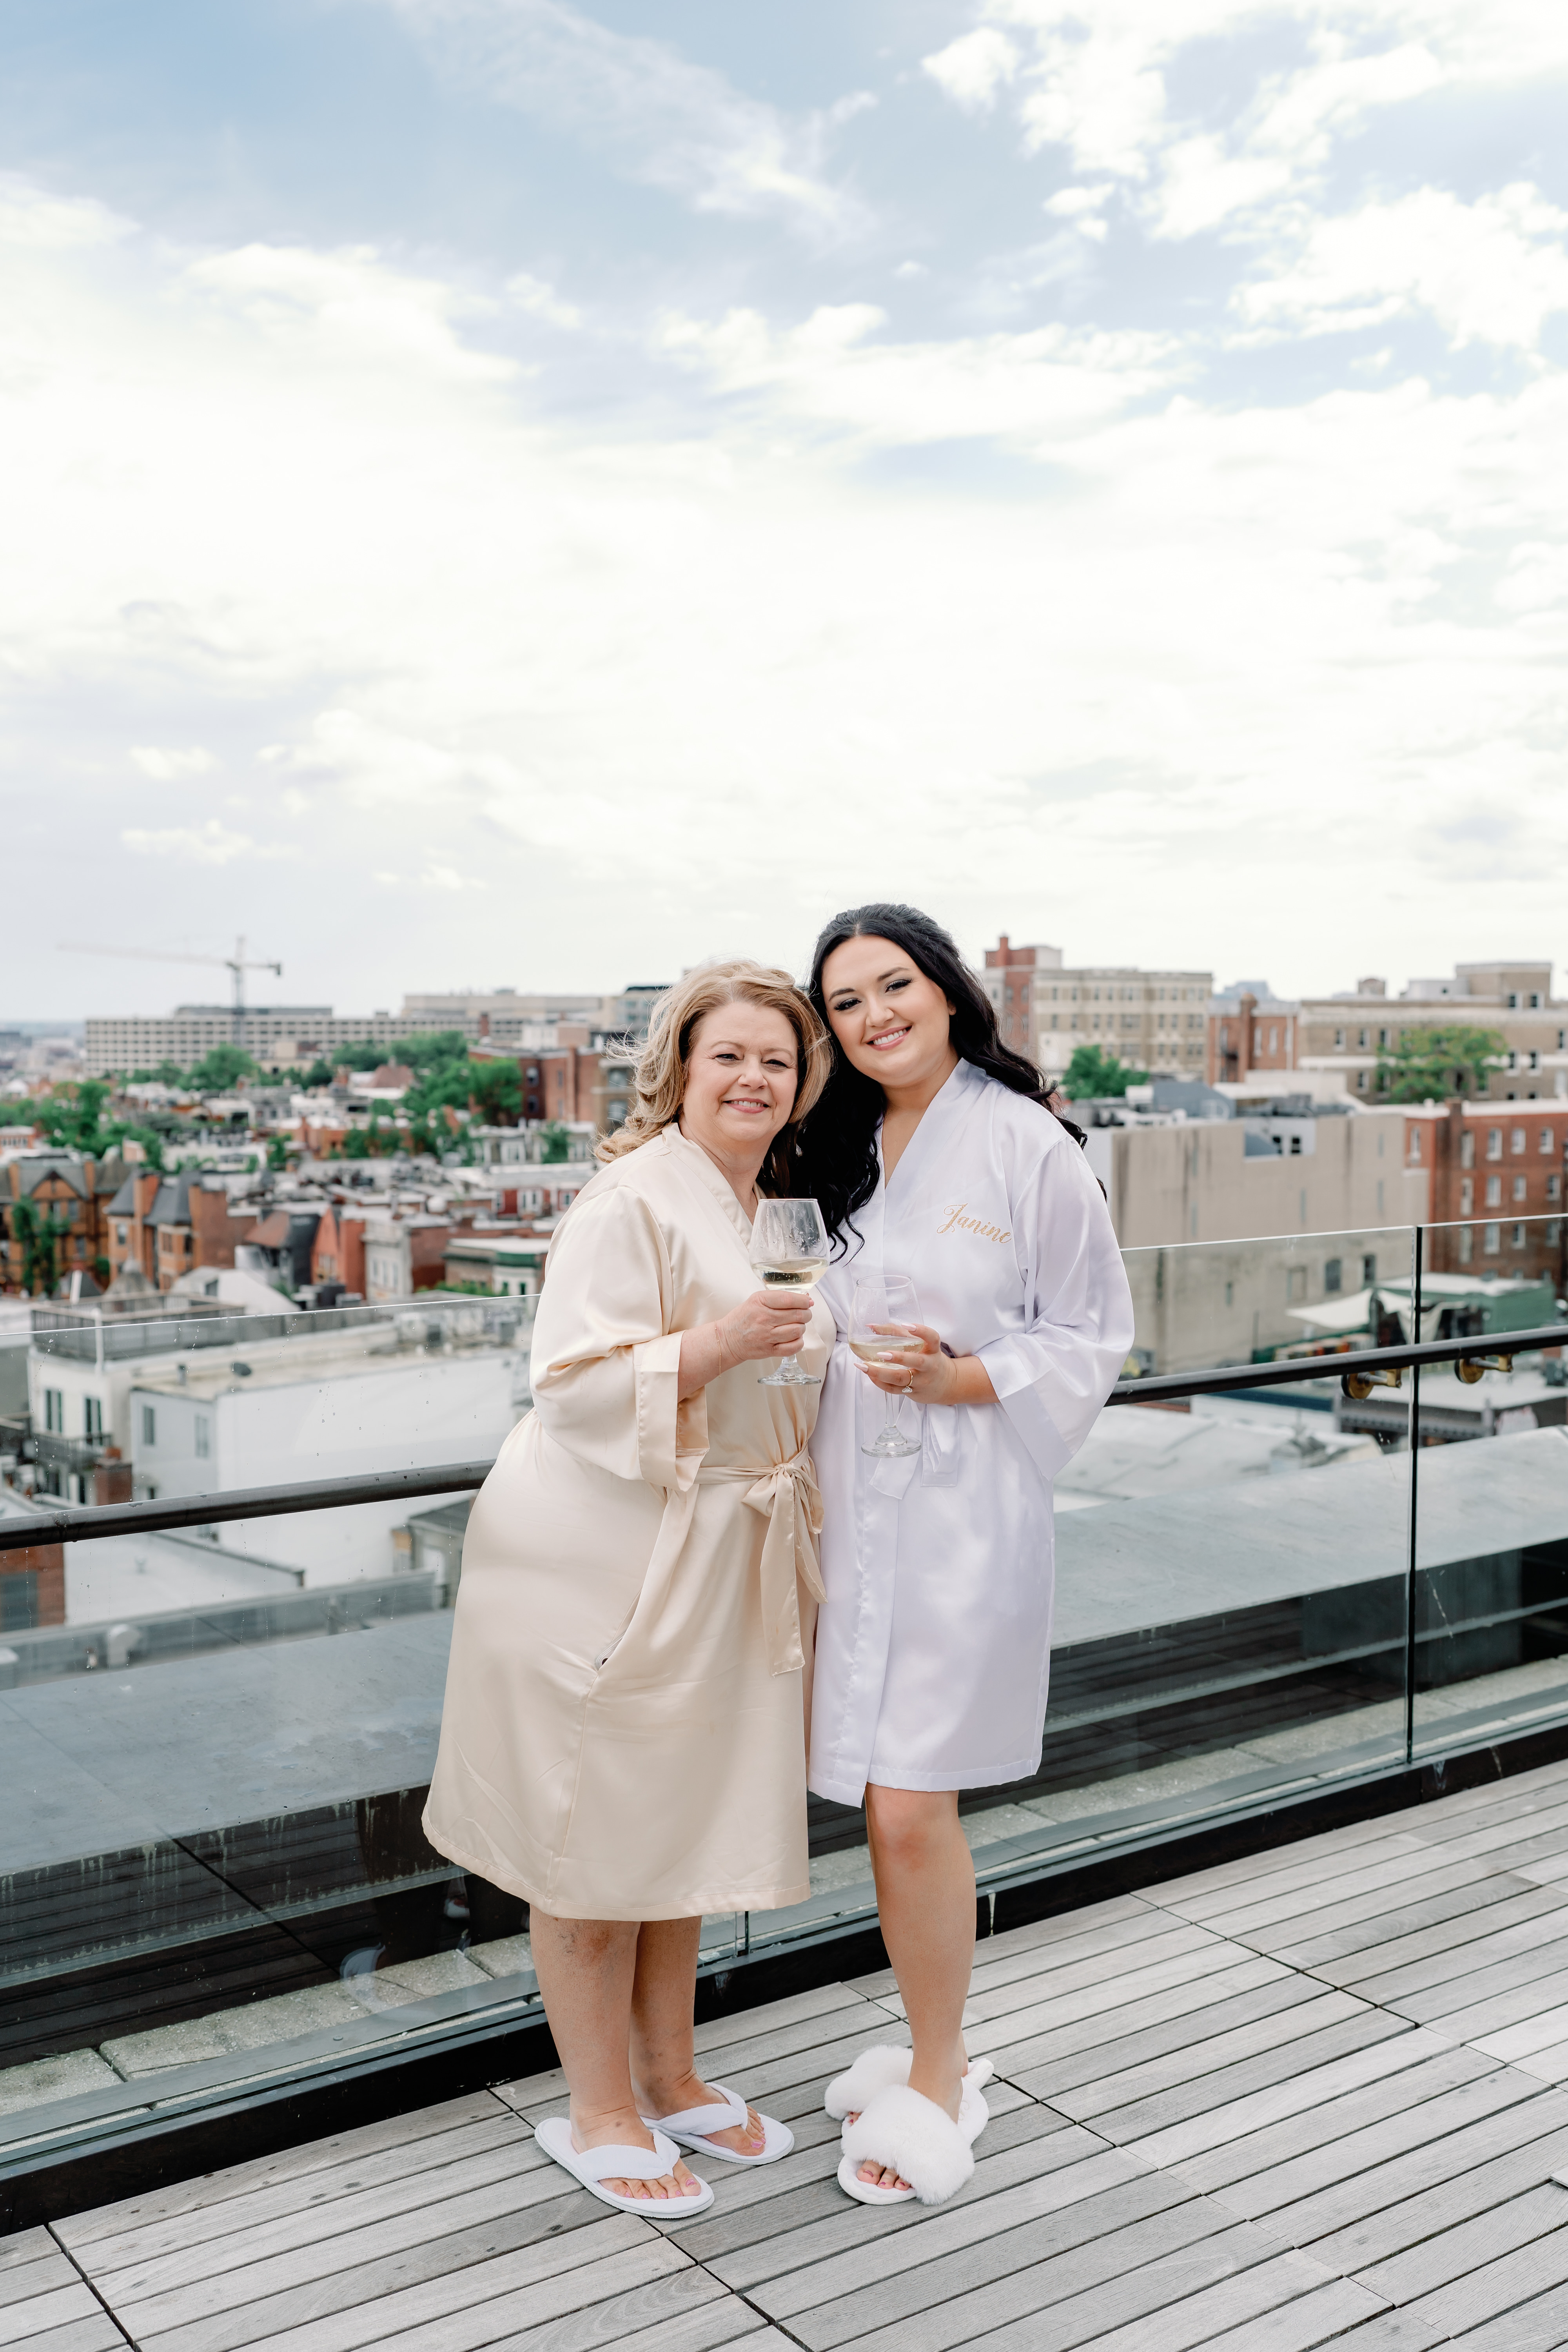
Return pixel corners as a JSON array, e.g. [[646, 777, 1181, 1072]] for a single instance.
[[9, 1755, 1568, 2351]]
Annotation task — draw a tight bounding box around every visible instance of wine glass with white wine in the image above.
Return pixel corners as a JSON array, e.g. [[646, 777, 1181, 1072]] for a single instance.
[[851, 1274, 922, 1457], [749, 1198, 830, 1387]]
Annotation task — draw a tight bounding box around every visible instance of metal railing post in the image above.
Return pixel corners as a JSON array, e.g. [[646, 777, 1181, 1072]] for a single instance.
[[1405, 1226, 1423, 1768]]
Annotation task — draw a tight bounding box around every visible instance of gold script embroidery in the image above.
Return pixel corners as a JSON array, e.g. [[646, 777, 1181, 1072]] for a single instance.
[[938, 1202, 1012, 1243]]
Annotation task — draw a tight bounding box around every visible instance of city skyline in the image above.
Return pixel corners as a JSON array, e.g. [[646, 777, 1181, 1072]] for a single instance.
[[4, 3, 1568, 1016]]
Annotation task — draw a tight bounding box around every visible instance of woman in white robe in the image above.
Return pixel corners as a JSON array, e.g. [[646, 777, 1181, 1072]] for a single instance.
[[424, 962, 832, 2215], [794, 904, 1134, 2207]]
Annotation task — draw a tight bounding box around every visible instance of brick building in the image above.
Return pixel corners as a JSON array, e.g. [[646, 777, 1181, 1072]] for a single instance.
[[105, 1173, 256, 1293], [982, 939, 1211, 1079], [0, 1154, 122, 1293], [1402, 1103, 1568, 1285], [1209, 963, 1568, 1101]]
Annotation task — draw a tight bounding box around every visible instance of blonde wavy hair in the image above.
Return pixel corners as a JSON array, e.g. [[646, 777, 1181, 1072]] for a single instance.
[[598, 960, 831, 1189]]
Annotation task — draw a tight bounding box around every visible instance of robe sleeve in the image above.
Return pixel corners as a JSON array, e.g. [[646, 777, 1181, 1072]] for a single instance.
[[972, 1134, 1134, 1482], [529, 1186, 708, 1494]]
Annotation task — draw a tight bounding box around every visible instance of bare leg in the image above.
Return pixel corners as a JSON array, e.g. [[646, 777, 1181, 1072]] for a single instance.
[[630, 1917, 765, 2156], [857, 1786, 975, 2190], [528, 1911, 703, 2201]]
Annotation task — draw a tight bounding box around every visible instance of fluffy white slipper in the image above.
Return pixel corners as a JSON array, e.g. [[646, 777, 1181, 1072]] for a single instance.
[[824, 2043, 913, 2121], [641, 2080, 795, 2166], [838, 2074, 991, 2208], [533, 2117, 714, 2218]]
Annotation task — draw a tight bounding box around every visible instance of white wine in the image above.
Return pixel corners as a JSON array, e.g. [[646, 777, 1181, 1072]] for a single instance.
[[849, 1338, 911, 1362], [760, 1259, 828, 1289]]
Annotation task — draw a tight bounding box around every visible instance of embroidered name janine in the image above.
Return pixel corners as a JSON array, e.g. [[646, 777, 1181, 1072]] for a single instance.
[[938, 1203, 1013, 1242]]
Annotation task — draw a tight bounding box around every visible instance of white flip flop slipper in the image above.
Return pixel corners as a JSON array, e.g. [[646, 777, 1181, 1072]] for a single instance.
[[641, 2080, 795, 2165], [837, 2072, 991, 2208], [533, 2116, 715, 2217]]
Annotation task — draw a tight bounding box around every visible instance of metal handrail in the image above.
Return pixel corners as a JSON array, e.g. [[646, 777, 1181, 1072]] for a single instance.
[[2, 1323, 1563, 1553], [0, 1463, 492, 1553], [1107, 1323, 1568, 1406]]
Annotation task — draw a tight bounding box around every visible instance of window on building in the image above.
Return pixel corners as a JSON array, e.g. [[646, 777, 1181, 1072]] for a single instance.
[[1409, 1129, 1422, 1162], [1324, 1258, 1342, 1294], [1548, 1220, 1563, 1243], [195, 1414, 211, 1459], [84, 1398, 102, 1440], [1531, 992, 1543, 1009], [141, 1404, 156, 1446], [1542, 1128, 1555, 1156], [1334, 1028, 1345, 1050], [1460, 1178, 1473, 1212], [1361, 1253, 1377, 1285], [1513, 1175, 1527, 1202], [115, 1223, 128, 1245], [1487, 1128, 1503, 1159], [1486, 1175, 1502, 1207], [44, 1389, 63, 1434], [1379, 1028, 1390, 1049], [1483, 1222, 1501, 1254], [1358, 1029, 1369, 1050], [1530, 1052, 1541, 1072], [1550, 1175, 1562, 1203], [1510, 1127, 1526, 1154], [1457, 1225, 1474, 1263], [1507, 992, 1519, 1008], [1512, 1223, 1527, 1248]]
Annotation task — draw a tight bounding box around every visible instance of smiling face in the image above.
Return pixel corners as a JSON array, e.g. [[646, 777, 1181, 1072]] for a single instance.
[[821, 934, 957, 1097], [677, 999, 800, 1173]]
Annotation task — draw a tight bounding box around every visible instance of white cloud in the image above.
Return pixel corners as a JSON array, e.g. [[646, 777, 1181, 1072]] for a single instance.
[[1240, 185, 1568, 348], [922, 28, 1021, 114], [508, 272, 583, 330], [381, 0, 872, 238], [122, 821, 297, 866], [130, 744, 214, 779], [185, 243, 513, 383]]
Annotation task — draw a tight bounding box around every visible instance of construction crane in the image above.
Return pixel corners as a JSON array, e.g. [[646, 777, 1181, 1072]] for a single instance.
[[59, 936, 283, 1049]]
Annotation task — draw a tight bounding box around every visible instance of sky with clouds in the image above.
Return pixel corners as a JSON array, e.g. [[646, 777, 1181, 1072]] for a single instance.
[[4, 0, 1566, 1020]]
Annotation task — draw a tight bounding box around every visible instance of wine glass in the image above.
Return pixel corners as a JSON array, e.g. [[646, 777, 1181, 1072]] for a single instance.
[[851, 1274, 922, 1457], [750, 1198, 830, 1387]]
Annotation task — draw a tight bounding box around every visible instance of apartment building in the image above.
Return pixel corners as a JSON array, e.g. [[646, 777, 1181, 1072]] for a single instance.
[[1208, 963, 1568, 1100], [84, 1005, 462, 1077], [983, 938, 1212, 1079], [1402, 1102, 1568, 1284]]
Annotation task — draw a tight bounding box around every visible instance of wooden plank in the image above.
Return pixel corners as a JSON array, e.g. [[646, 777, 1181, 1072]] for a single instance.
[[1093, 2012, 1412, 2148], [0, 2248, 83, 2312], [98, 2138, 550, 2308], [1401, 2217, 1568, 2339], [1055, 2247, 1356, 2352], [1213, 1857, 1508, 1947], [0, 2313, 127, 2352], [1410, 1967, 1568, 2046], [1265, 1872, 1545, 1971], [962, 1913, 1221, 2005], [1446, 2281, 1568, 2350], [1253, 2091, 1568, 2250], [993, 1956, 1289, 2082], [1156, 1835, 1432, 1924], [0, 2231, 58, 2279], [56, 2093, 508, 2250], [235, 2230, 691, 2352], [1355, 2180, 1568, 2306], [1147, 1816, 1420, 1909], [121, 2185, 612, 2352], [694, 1982, 872, 2051], [1049, 1991, 1376, 2125], [846, 2216, 1281, 2352], [1009, 1971, 1319, 2103], [744, 2161, 1180, 2323], [1340, 1902, 1568, 2003], [698, 2127, 1123, 2292], [966, 1940, 1279, 2063], [1198, 2279, 1418, 2352], [1166, 2048, 1505, 2199], [1189, 2066, 1539, 2215], [0, 2281, 109, 2340], [960, 1924, 1221, 2025], [1306, 2123, 1568, 2276], [766, 2185, 1238, 2351], [436, 2263, 755, 2352], [1121, 2025, 1443, 2169]]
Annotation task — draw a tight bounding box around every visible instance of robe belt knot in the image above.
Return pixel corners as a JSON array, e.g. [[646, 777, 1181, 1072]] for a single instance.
[[698, 1445, 824, 1677]]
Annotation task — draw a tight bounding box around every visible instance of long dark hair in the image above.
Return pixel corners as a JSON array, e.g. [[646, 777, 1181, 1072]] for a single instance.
[[791, 903, 1086, 1243]]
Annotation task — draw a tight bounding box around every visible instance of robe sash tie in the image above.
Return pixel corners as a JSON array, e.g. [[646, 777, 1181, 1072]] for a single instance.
[[698, 1443, 825, 1676]]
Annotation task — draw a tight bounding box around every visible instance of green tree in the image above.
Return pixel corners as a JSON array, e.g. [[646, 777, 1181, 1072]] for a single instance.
[[1375, 1024, 1507, 1102], [539, 1121, 574, 1163], [468, 1061, 523, 1126], [189, 1044, 260, 1093], [1061, 1045, 1149, 1100], [11, 1197, 71, 1294]]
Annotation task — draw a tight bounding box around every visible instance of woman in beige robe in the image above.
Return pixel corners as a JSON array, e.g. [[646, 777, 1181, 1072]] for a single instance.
[[423, 962, 831, 2212]]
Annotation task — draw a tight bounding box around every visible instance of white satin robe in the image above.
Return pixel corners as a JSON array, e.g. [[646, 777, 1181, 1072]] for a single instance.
[[808, 1060, 1135, 1808], [423, 1125, 832, 1920]]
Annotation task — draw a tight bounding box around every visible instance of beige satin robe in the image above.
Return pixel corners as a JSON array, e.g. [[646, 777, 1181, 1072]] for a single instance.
[[422, 1124, 832, 1920]]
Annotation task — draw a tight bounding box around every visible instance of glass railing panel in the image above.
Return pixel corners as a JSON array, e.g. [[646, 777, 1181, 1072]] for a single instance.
[[1412, 1214, 1568, 1757], [744, 1226, 1421, 1955]]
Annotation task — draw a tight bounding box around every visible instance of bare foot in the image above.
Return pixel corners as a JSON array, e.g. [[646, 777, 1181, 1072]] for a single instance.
[[570, 2120, 705, 2202], [640, 2073, 766, 2159]]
